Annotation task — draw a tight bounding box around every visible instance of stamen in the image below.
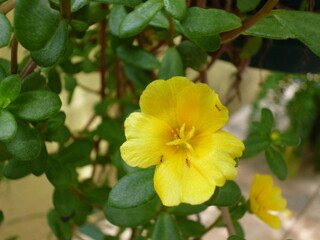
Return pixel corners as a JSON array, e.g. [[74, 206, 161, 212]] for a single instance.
[[166, 123, 196, 154]]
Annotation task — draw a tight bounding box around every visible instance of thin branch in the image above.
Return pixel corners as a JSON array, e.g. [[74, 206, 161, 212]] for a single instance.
[[220, 0, 279, 44], [0, 0, 16, 14], [168, 16, 175, 47], [77, 83, 100, 94], [20, 59, 37, 79], [221, 207, 236, 236], [11, 35, 18, 74], [59, 0, 71, 19], [99, 4, 107, 99]]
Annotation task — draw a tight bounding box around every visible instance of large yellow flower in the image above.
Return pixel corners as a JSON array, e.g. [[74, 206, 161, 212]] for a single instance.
[[249, 174, 287, 229], [120, 77, 244, 206]]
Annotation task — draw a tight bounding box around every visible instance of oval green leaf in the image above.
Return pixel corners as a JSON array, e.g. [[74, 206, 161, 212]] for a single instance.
[[104, 197, 161, 227], [14, 0, 60, 51], [31, 20, 69, 67], [0, 109, 17, 142], [265, 147, 288, 180], [53, 188, 76, 217], [9, 90, 62, 121], [205, 181, 242, 207], [152, 213, 181, 240], [119, 0, 163, 38], [177, 40, 207, 71], [181, 7, 241, 36], [150, 10, 170, 29], [117, 45, 160, 70], [108, 168, 156, 209], [5, 120, 41, 161], [92, 0, 142, 7], [30, 143, 48, 176], [109, 5, 127, 36], [159, 47, 184, 80], [169, 203, 207, 216], [0, 12, 12, 47], [0, 74, 21, 108], [163, 0, 186, 20], [3, 159, 31, 179], [237, 0, 261, 13]]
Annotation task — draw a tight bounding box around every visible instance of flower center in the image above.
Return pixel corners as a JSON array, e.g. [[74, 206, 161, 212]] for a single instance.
[[166, 123, 196, 153]]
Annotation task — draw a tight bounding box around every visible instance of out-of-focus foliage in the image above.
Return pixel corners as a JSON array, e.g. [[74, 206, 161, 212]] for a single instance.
[[0, 0, 319, 239]]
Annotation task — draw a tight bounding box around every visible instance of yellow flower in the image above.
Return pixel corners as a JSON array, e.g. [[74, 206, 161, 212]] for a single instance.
[[120, 77, 244, 206], [249, 174, 287, 229]]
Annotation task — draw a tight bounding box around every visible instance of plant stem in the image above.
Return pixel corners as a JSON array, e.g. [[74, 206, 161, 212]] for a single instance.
[[59, 0, 71, 19], [20, 59, 37, 79], [220, 0, 279, 44], [99, 4, 107, 100], [221, 207, 236, 236], [0, 0, 16, 14], [11, 35, 18, 74], [168, 16, 175, 47]]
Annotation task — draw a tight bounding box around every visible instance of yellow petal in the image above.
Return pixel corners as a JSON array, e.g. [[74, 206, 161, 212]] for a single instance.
[[139, 77, 193, 128], [176, 83, 228, 135], [210, 131, 244, 159], [120, 112, 174, 168], [154, 152, 215, 206], [257, 210, 282, 229]]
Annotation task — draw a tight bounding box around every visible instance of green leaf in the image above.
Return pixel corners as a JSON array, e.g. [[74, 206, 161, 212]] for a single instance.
[[46, 157, 73, 188], [152, 214, 181, 240], [59, 139, 92, 165], [47, 209, 72, 240], [123, 65, 151, 89], [280, 132, 301, 147], [84, 186, 110, 206], [261, 108, 274, 133], [177, 40, 207, 71], [5, 121, 41, 161], [181, 7, 241, 36], [169, 204, 207, 216], [73, 200, 92, 226], [92, 0, 142, 7], [48, 69, 62, 94], [206, 181, 241, 207], [71, 0, 90, 12], [53, 188, 76, 217], [0, 109, 17, 142], [104, 197, 161, 227], [97, 118, 125, 145], [3, 159, 31, 179], [78, 223, 104, 240], [0, 12, 12, 47], [9, 90, 62, 121], [14, 0, 60, 51], [64, 74, 77, 104], [21, 72, 47, 92], [0, 64, 6, 81], [0, 210, 3, 224], [265, 147, 288, 180], [117, 45, 160, 70], [242, 122, 271, 159], [239, 37, 262, 59], [244, 16, 295, 40], [245, 10, 320, 56], [119, 0, 163, 38], [108, 168, 156, 209], [237, 0, 261, 12], [150, 10, 170, 29], [159, 47, 184, 80], [163, 0, 186, 20], [228, 235, 245, 240], [272, 10, 320, 56], [45, 112, 66, 132], [109, 5, 127, 36], [30, 143, 48, 176], [177, 218, 205, 237], [0, 141, 12, 161], [31, 20, 69, 67], [0, 75, 21, 108]]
